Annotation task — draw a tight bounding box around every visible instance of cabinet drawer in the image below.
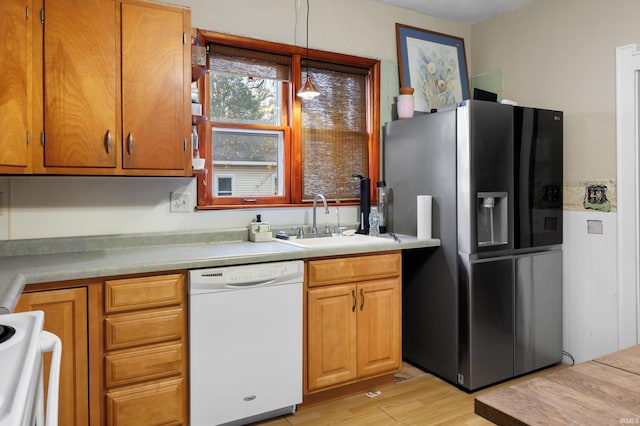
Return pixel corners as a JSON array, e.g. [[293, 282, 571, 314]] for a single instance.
[[105, 307, 184, 351], [104, 273, 184, 313], [105, 342, 183, 388], [307, 253, 401, 287], [106, 377, 185, 426]]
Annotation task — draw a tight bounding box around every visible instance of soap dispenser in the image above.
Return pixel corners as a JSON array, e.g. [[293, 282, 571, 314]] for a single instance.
[[352, 173, 371, 235]]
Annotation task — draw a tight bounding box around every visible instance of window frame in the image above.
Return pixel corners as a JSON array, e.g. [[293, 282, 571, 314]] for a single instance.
[[194, 30, 380, 209]]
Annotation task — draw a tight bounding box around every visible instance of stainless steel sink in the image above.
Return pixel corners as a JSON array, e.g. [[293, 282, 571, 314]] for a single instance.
[[274, 234, 396, 248]]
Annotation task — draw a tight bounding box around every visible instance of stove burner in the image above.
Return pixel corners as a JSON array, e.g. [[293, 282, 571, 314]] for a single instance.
[[0, 324, 16, 344]]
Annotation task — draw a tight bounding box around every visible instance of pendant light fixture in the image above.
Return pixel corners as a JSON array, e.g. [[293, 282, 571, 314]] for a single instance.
[[297, 0, 320, 99]]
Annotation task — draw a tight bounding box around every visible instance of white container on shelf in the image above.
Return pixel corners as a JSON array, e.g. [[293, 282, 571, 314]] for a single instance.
[[397, 94, 414, 119]]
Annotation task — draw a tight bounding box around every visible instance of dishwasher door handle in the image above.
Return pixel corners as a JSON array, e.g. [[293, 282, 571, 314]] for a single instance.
[[224, 279, 277, 288]]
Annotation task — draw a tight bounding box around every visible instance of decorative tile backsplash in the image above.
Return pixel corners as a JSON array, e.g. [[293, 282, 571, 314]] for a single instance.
[[564, 181, 616, 212]]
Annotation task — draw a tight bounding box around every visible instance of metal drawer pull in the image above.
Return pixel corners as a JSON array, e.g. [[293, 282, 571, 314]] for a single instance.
[[360, 288, 365, 311], [127, 133, 133, 154], [105, 130, 112, 153], [352, 289, 356, 312]]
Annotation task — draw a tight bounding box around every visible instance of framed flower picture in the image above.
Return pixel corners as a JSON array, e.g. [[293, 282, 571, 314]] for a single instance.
[[395, 23, 470, 112]]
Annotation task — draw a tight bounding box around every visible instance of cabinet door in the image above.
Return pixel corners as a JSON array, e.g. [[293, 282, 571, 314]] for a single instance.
[[121, 1, 190, 174], [307, 284, 357, 391], [357, 278, 402, 377], [0, 0, 31, 173], [39, 0, 117, 169], [15, 287, 89, 426]]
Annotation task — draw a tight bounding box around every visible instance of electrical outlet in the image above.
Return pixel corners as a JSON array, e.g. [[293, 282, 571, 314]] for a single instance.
[[170, 192, 191, 212]]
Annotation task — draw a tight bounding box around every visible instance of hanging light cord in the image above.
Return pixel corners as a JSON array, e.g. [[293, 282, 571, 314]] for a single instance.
[[305, 0, 310, 77], [297, 0, 319, 98]]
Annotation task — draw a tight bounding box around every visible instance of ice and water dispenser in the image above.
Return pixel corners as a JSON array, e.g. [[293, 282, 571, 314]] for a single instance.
[[476, 192, 508, 247]]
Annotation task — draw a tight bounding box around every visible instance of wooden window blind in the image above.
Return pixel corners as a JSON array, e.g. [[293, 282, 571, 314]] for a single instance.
[[207, 44, 290, 81], [301, 61, 369, 201]]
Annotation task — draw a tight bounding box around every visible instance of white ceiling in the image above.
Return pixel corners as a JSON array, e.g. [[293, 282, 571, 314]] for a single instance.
[[371, 0, 535, 24]]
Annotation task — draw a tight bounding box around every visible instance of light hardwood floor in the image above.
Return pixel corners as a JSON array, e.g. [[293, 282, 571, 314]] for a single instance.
[[258, 363, 567, 425]]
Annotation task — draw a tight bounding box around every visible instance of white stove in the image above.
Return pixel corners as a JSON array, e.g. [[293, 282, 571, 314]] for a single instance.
[[0, 311, 61, 426]]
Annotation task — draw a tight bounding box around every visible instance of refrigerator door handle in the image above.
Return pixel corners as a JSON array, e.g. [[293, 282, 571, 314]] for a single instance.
[[464, 253, 513, 263]]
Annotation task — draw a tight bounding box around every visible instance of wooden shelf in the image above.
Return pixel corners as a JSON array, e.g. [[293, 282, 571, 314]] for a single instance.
[[191, 65, 207, 82], [192, 115, 208, 125]]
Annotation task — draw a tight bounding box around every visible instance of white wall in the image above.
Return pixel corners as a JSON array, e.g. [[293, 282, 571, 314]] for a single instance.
[[0, 176, 358, 240], [563, 211, 618, 363], [182, 0, 470, 63]]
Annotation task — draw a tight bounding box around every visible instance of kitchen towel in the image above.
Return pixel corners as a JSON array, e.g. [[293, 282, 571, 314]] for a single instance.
[[417, 195, 432, 240]]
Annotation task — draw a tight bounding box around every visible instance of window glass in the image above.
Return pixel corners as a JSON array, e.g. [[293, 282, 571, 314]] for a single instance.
[[212, 128, 284, 197], [210, 75, 281, 126], [215, 175, 234, 196], [205, 44, 290, 205]]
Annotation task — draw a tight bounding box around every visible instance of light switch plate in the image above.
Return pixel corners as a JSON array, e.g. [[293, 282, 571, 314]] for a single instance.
[[170, 192, 191, 212], [587, 219, 603, 234]]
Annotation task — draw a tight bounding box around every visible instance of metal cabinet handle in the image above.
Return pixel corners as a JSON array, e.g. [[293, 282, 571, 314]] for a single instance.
[[360, 288, 365, 311], [352, 289, 356, 312], [243, 395, 256, 401], [105, 130, 112, 153], [127, 133, 133, 154]]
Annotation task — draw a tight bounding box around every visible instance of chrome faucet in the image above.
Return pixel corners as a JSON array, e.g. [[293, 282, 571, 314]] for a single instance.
[[312, 194, 330, 234]]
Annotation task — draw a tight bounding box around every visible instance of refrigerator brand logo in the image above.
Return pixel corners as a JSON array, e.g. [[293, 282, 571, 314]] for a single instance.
[[554, 115, 561, 120]]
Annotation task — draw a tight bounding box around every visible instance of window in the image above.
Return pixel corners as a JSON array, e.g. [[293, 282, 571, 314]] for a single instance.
[[194, 31, 380, 209], [215, 174, 234, 196], [212, 128, 284, 197]]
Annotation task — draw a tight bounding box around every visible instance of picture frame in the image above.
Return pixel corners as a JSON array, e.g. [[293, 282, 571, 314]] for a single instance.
[[395, 23, 470, 112]]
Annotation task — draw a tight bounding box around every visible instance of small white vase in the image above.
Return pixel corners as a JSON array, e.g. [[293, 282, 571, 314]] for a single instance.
[[397, 94, 414, 119]]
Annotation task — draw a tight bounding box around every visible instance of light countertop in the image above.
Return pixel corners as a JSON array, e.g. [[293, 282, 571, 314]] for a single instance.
[[0, 229, 440, 313]]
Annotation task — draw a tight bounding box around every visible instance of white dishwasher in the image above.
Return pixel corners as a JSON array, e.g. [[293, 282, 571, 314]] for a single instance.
[[188, 260, 303, 426]]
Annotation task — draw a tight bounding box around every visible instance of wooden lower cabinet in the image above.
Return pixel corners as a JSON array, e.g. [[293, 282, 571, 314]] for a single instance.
[[305, 252, 402, 397], [102, 273, 188, 426], [15, 286, 92, 426], [307, 284, 358, 389], [16, 272, 188, 426], [106, 378, 185, 426]]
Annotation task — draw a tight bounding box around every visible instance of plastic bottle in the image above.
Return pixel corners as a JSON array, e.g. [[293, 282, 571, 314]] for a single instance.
[[376, 180, 387, 234], [369, 206, 380, 237], [192, 126, 199, 158]]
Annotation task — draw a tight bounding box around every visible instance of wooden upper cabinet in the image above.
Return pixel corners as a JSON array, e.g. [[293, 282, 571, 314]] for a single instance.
[[121, 1, 191, 174], [27, 0, 191, 176], [0, 0, 32, 173], [38, 0, 118, 171]]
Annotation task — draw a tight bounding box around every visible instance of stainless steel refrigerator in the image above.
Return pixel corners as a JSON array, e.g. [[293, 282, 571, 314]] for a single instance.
[[384, 100, 563, 391]]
